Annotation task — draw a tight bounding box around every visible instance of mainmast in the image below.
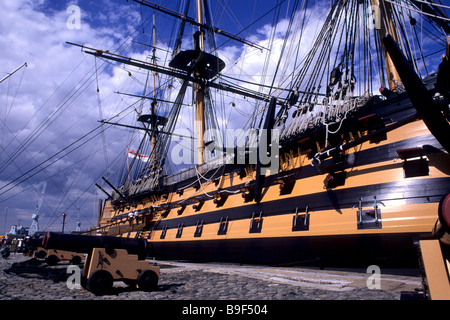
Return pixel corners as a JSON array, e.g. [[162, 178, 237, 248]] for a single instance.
[[68, 0, 272, 194], [374, 0, 402, 91], [195, 0, 206, 164], [150, 13, 157, 168]]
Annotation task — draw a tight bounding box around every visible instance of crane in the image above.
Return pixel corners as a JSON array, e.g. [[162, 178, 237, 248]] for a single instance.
[[29, 181, 46, 236]]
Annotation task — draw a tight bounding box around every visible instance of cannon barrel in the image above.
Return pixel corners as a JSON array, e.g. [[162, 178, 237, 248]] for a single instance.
[[25, 237, 44, 248], [42, 232, 148, 260]]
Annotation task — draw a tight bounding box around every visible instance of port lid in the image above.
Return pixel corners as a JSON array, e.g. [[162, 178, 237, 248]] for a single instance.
[[396, 147, 424, 159]]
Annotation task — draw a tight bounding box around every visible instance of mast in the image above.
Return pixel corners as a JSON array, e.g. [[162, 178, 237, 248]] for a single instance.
[[374, 0, 402, 91], [150, 13, 157, 168], [195, 0, 206, 165], [68, 0, 274, 190]]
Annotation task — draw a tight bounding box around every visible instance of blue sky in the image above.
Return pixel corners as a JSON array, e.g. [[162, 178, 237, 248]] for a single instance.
[[0, 0, 448, 234]]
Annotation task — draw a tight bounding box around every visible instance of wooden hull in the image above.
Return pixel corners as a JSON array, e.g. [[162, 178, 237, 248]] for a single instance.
[[97, 95, 450, 266]]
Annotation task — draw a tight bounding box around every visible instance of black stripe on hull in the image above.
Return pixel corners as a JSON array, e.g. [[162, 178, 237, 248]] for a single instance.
[[152, 132, 446, 216], [276, 133, 444, 193], [149, 232, 427, 267], [146, 128, 443, 200], [156, 177, 450, 230]]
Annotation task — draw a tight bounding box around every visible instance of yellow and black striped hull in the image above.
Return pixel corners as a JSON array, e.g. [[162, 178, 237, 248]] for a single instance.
[[98, 99, 450, 266]]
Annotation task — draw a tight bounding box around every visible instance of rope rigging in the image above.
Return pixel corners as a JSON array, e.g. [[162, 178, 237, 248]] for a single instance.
[[266, 0, 449, 146], [2, 0, 448, 232], [111, 0, 449, 198], [95, 56, 110, 173]]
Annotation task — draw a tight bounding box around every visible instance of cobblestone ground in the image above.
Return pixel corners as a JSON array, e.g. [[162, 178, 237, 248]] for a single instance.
[[0, 254, 423, 300]]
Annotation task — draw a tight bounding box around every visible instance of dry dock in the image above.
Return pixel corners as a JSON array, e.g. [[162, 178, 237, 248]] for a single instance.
[[0, 253, 422, 300]]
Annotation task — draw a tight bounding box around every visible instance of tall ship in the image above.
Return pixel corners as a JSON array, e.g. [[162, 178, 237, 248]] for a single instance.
[[78, 0, 449, 266]]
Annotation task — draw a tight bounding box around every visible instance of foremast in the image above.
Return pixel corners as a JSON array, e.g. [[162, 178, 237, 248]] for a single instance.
[[150, 13, 158, 168]]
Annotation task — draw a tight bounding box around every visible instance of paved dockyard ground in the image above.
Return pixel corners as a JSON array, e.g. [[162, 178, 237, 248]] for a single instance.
[[0, 253, 423, 300]]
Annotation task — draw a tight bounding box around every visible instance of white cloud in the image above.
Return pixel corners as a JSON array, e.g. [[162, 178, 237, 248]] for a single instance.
[[0, 0, 146, 232]]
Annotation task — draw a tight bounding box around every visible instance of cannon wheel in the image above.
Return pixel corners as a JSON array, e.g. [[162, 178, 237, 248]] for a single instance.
[[87, 270, 113, 296], [35, 250, 46, 259], [45, 255, 59, 266], [137, 270, 158, 291], [70, 256, 82, 265]]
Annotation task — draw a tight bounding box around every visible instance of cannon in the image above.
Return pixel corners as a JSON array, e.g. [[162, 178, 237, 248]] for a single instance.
[[24, 236, 84, 265], [42, 232, 159, 295], [42, 232, 149, 260], [405, 192, 450, 300], [40, 248, 84, 265], [383, 35, 450, 300], [26, 237, 44, 249]]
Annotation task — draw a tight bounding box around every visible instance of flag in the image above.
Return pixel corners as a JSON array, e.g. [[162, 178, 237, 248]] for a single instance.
[[127, 148, 150, 162]]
